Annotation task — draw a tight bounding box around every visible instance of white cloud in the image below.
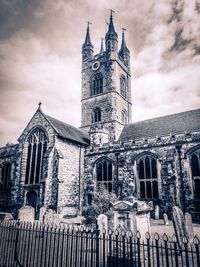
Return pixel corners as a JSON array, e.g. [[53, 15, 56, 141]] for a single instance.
[[0, 0, 199, 146]]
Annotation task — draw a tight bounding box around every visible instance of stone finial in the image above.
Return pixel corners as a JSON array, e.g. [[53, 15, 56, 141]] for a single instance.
[[38, 101, 42, 111]]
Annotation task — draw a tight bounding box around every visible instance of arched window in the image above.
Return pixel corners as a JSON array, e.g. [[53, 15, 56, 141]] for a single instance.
[[107, 40, 111, 51], [92, 108, 101, 123], [26, 190, 37, 208], [96, 158, 113, 192], [122, 109, 128, 124], [190, 150, 200, 198], [91, 73, 103, 96], [137, 155, 158, 199], [25, 128, 47, 185], [120, 75, 127, 98], [0, 162, 11, 192]]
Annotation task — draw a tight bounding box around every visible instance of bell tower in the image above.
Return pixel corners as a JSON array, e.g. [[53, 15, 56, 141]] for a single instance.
[[80, 12, 132, 142]]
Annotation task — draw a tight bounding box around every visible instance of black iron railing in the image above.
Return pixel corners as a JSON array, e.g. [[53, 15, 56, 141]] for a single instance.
[[0, 221, 200, 267]]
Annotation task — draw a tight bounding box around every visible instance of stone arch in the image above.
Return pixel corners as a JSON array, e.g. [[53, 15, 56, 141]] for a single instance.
[[25, 127, 48, 184], [120, 74, 127, 98], [133, 151, 159, 162], [94, 156, 114, 192], [185, 145, 200, 200], [133, 151, 160, 200], [91, 72, 103, 96], [25, 126, 49, 143], [26, 190, 38, 208], [185, 144, 200, 157]]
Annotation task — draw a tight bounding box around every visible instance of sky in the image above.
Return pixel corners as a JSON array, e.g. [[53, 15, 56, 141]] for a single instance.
[[0, 0, 200, 146]]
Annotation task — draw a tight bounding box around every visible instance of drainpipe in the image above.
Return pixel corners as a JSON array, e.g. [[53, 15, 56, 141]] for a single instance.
[[78, 145, 82, 213], [175, 143, 185, 213]]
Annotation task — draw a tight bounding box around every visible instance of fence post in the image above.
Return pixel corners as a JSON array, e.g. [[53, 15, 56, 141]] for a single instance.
[[121, 230, 126, 267], [183, 236, 189, 267], [108, 229, 113, 267], [90, 228, 94, 267], [14, 220, 23, 267], [172, 235, 179, 267], [96, 224, 100, 267], [194, 236, 200, 267], [129, 231, 134, 266], [146, 232, 151, 267], [136, 231, 141, 267], [102, 228, 106, 267], [163, 233, 169, 267], [154, 233, 160, 267]]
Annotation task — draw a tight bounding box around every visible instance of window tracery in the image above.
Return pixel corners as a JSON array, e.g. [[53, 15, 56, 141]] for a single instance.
[[92, 108, 101, 123], [190, 149, 200, 199], [137, 155, 158, 199], [120, 75, 127, 98], [0, 163, 11, 192], [96, 158, 113, 192], [25, 128, 47, 184], [91, 73, 103, 96]]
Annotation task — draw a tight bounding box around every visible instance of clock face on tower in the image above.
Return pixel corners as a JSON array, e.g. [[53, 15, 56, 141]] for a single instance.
[[92, 61, 100, 71]]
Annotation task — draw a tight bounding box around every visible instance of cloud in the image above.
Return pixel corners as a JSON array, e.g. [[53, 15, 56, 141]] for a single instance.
[[0, 0, 199, 146]]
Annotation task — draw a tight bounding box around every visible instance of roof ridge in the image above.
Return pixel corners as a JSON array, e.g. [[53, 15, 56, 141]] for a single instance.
[[128, 108, 200, 126], [44, 113, 89, 145]]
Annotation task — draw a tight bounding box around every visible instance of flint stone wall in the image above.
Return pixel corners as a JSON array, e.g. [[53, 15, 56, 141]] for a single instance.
[[84, 130, 200, 217]]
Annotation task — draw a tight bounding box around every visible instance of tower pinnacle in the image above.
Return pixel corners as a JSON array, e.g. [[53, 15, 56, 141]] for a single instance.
[[105, 10, 118, 54], [119, 28, 130, 66], [100, 38, 104, 55], [82, 22, 93, 61], [121, 28, 129, 51], [107, 9, 116, 35], [84, 22, 92, 45]]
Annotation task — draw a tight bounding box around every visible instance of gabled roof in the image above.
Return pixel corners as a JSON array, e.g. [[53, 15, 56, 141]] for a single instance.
[[119, 109, 200, 142], [44, 114, 90, 145]]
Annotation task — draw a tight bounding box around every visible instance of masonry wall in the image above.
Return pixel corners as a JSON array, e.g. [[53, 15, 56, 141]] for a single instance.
[[16, 110, 57, 216], [55, 137, 85, 217], [0, 144, 21, 216], [81, 52, 132, 141], [83, 130, 200, 219]]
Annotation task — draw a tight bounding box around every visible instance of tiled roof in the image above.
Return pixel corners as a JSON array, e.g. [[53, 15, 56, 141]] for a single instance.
[[119, 109, 200, 142], [44, 114, 90, 145]]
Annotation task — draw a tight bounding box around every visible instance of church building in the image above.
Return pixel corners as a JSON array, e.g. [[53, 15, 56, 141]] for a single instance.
[[0, 13, 200, 220]]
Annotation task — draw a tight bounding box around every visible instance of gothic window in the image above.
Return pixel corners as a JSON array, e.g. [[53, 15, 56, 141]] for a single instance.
[[122, 109, 128, 124], [120, 75, 127, 98], [96, 158, 113, 192], [25, 128, 47, 185], [190, 150, 200, 199], [137, 155, 158, 199], [92, 108, 101, 123], [91, 73, 103, 96], [107, 40, 111, 51], [0, 163, 11, 192]]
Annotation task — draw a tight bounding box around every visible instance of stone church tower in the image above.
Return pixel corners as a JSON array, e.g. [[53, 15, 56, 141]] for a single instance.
[[80, 12, 132, 143]]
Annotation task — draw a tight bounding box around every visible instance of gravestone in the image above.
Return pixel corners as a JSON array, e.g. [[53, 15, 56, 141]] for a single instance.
[[18, 206, 35, 222], [155, 205, 159, 220], [185, 212, 194, 244], [97, 214, 108, 234], [163, 213, 169, 225], [44, 209, 59, 224], [39, 207, 46, 222], [172, 206, 186, 247], [136, 212, 151, 240], [112, 199, 152, 240]]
